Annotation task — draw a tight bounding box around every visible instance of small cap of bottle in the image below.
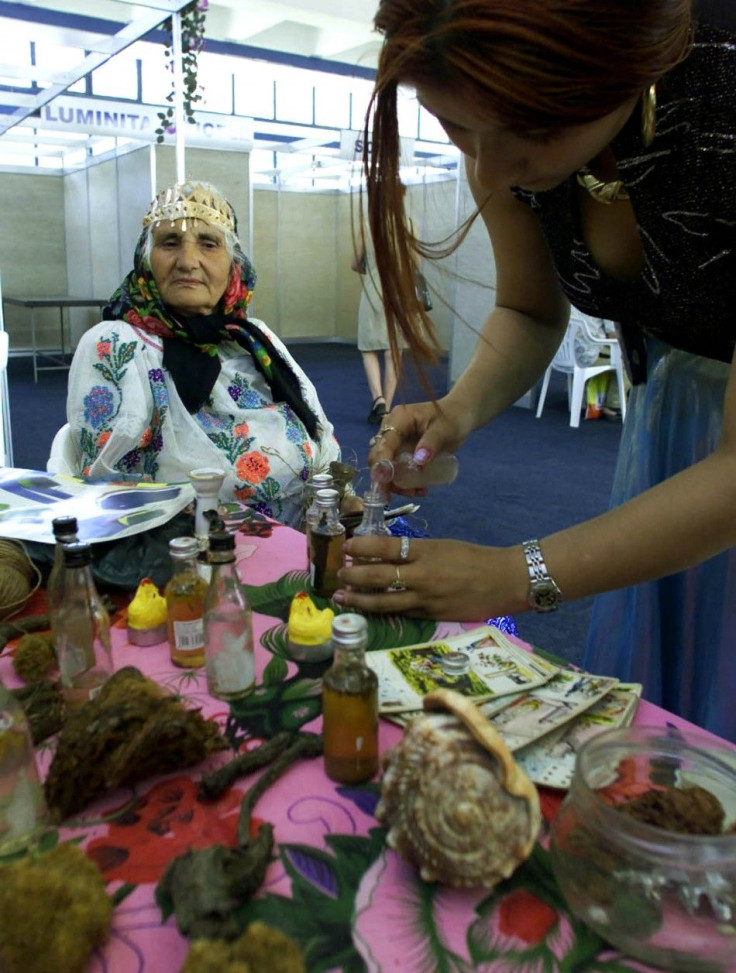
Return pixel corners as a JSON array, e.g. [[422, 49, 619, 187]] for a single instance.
[[168, 536, 199, 558], [208, 531, 236, 562], [331, 612, 368, 648], [61, 541, 93, 568], [309, 472, 334, 488], [315, 488, 340, 507], [52, 515, 78, 539]]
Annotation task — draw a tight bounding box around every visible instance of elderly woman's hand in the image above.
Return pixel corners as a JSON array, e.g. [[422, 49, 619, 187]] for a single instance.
[[335, 534, 528, 621]]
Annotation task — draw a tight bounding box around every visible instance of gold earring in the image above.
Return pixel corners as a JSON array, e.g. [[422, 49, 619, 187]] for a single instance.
[[642, 84, 657, 147]]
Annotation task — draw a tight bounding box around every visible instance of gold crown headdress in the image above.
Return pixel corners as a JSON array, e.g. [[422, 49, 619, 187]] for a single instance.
[[142, 180, 236, 234]]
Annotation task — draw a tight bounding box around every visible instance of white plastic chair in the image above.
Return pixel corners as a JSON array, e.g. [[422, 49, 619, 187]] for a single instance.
[[46, 422, 78, 474], [535, 313, 628, 428]]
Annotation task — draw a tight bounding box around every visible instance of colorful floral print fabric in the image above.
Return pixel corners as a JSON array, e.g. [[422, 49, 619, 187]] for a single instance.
[[65, 318, 341, 528]]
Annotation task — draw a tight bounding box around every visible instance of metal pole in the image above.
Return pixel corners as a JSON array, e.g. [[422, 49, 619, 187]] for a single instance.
[[171, 10, 186, 182]]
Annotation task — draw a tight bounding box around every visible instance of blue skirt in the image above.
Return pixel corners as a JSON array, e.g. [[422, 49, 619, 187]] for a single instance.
[[583, 339, 736, 742]]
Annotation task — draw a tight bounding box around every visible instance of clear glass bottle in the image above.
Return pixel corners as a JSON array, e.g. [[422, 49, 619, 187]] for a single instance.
[[322, 613, 379, 784], [47, 515, 79, 645], [309, 488, 345, 598], [55, 542, 113, 711], [0, 680, 49, 854], [165, 536, 208, 669], [371, 451, 459, 490], [204, 531, 255, 701], [305, 471, 334, 569], [351, 488, 392, 582]]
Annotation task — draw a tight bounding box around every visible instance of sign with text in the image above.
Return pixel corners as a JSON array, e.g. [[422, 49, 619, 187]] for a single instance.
[[29, 96, 254, 150], [340, 129, 415, 167]]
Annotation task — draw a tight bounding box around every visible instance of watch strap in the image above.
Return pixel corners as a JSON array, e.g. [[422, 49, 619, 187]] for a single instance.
[[521, 538, 562, 613]]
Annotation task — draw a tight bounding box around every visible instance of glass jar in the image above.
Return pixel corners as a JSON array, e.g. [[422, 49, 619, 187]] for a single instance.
[[322, 613, 378, 784], [54, 542, 113, 711], [371, 451, 458, 490], [0, 680, 48, 855], [204, 531, 255, 700], [550, 725, 736, 972], [304, 471, 334, 569], [165, 536, 208, 668]]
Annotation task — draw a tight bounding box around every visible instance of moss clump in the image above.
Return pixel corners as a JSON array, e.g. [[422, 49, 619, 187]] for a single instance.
[[181, 922, 305, 973], [0, 842, 113, 973], [12, 633, 56, 683]]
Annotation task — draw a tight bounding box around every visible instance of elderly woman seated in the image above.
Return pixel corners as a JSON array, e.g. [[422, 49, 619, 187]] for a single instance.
[[59, 179, 352, 529]]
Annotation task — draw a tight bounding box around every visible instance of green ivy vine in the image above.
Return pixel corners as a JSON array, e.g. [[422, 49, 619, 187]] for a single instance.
[[155, 1, 208, 143]]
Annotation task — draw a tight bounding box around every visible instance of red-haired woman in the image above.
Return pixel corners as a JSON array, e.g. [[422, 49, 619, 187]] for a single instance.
[[336, 0, 736, 740]]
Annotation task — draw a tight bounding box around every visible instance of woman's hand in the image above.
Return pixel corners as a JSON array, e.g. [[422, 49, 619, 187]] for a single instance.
[[335, 535, 528, 621], [368, 399, 474, 494]]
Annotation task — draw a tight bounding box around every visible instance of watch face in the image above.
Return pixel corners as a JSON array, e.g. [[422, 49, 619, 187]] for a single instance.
[[530, 579, 560, 612]]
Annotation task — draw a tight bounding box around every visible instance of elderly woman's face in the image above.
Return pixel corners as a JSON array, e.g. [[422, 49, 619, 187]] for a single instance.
[[150, 219, 232, 315]]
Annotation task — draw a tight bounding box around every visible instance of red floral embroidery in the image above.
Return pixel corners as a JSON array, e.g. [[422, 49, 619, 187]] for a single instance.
[[139, 428, 153, 448], [85, 775, 243, 885], [96, 431, 111, 448], [233, 422, 250, 439], [236, 451, 270, 484], [222, 267, 250, 314], [498, 888, 558, 944], [96, 341, 111, 359]]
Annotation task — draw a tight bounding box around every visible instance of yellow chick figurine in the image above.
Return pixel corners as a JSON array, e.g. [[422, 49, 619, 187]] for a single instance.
[[127, 578, 168, 646], [287, 592, 334, 660]]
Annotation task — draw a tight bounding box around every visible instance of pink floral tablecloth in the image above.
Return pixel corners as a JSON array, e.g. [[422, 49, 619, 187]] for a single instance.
[[1, 513, 724, 972]]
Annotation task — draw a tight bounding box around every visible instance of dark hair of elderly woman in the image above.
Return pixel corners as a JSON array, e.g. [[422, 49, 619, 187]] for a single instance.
[[63, 180, 344, 528], [336, 0, 736, 742]]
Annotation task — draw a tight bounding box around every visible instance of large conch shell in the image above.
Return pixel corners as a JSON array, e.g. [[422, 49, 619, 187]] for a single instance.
[[376, 688, 541, 887]]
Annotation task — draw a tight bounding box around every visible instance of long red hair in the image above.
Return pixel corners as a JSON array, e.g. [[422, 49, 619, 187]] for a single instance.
[[365, 0, 693, 365]]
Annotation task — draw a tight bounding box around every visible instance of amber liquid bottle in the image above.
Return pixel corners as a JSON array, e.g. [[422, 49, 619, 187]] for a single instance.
[[165, 536, 208, 668], [304, 471, 334, 570], [322, 613, 379, 784], [309, 488, 345, 598]]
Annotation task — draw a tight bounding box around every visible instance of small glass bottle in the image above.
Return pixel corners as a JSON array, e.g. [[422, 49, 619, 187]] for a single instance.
[[305, 471, 334, 569], [351, 488, 392, 583], [165, 536, 208, 669], [371, 451, 459, 490], [322, 613, 379, 784], [55, 542, 113, 711], [0, 680, 49, 854], [204, 531, 255, 701], [309, 488, 345, 598], [47, 515, 79, 645]]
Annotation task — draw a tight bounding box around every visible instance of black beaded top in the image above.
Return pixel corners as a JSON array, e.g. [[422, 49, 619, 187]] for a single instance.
[[513, 6, 736, 380]]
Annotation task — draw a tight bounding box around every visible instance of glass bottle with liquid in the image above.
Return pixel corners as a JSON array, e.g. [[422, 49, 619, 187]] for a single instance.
[[371, 451, 458, 490], [55, 542, 113, 711], [203, 531, 255, 701], [351, 488, 392, 584], [165, 536, 208, 668], [0, 680, 49, 854], [47, 515, 79, 644], [304, 471, 334, 569], [309, 488, 345, 598], [321, 613, 379, 784]]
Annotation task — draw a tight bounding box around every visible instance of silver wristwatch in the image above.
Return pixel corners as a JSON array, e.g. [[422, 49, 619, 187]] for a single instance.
[[521, 539, 562, 613]]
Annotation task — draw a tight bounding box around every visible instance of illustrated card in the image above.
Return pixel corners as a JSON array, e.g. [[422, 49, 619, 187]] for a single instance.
[[368, 624, 558, 714]]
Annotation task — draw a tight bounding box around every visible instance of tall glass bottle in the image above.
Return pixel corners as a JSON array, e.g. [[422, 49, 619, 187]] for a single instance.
[[0, 680, 49, 854], [55, 542, 113, 711], [350, 488, 392, 589], [47, 515, 79, 645], [203, 531, 255, 700], [305, 471, 334, 569], [165, 536, 208, 669], [322, 613, 379, 784], [309, 488, 345, 598]]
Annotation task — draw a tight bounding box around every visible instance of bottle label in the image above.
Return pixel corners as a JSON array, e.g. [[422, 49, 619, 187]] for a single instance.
[[172, 618, 205, 652]]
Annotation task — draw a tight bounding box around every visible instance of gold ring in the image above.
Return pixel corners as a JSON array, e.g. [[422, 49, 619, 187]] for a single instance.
[[388, 564, 407, 592], [379, 425, 400, 437], [398, 536, 410, 561]]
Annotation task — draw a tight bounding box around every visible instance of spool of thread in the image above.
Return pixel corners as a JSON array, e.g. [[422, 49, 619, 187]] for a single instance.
[[0, 539, 42, 621]]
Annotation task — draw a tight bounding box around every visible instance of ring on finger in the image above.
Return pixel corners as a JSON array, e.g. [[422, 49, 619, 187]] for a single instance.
[[388, 564, 407, 592], [398, 536, 410, 561], [379, 424, 400, 437]]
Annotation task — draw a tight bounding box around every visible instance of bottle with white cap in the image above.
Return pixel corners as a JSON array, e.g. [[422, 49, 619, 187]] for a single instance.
[[321, 612, 378, 784]]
